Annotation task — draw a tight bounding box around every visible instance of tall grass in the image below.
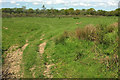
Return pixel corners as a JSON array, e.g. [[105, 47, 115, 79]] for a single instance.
[[76, 24, 96, 41], [55, 23, 118, 45]]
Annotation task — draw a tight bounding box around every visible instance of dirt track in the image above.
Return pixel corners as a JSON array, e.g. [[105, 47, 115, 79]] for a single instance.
[[2, 43, 29, 78]]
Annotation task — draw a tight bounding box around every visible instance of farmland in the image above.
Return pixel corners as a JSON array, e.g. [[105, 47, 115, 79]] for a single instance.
[[2, 16, 118, 78]]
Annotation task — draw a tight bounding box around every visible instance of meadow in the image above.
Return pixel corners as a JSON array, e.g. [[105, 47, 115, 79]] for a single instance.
[[2, 16, 118, 78]]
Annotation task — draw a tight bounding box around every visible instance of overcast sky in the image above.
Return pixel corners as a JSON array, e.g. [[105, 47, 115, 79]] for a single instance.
[[0, 0, 120, 11]]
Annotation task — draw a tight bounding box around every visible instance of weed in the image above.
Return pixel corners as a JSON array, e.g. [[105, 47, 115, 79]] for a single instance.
[[74, 52, 83, 61], [73, 17, 79, 19], [54, 31, 69, 44]]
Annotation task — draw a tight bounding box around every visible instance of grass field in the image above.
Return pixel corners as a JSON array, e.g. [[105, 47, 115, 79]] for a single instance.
[[2, 16, 118, 78]]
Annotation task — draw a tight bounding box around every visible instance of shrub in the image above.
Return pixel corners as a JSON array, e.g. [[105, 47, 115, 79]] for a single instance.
[[73, 17, 79, 19], [95, 24, 108, 44], [103, 32, 117, 45], [96, 24, 117, 45]]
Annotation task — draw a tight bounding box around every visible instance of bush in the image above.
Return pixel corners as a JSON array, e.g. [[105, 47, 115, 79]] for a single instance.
[[95, 24, 108, 44], [103, 33, 117, 45], [96, 24, 117, 45], [73, 17, 79, 19]]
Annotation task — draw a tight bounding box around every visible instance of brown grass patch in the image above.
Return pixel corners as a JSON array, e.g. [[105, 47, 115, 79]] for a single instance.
[[110, 22, 118, 27], [76, 22, 82, 24], [75, 24, 96, 41], [106, 22, 118, 33]]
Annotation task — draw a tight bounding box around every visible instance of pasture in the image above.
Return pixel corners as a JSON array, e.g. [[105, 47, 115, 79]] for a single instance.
[[2, 16, 118, 78]]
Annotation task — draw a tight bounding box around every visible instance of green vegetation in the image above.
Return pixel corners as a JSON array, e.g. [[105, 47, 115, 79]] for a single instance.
[[2, 16, 118, 78], [1, 6, 120, 17]]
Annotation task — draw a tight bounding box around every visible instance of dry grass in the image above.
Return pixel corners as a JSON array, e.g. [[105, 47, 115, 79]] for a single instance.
[[110, 22, 118, 27], [55, 23, 117, 45], [100, 54, 119, 69], [106, 22, 118, 33], [75, 27, 83, 39], [76, 22, 82, 24], [75, 24, 96, 41]]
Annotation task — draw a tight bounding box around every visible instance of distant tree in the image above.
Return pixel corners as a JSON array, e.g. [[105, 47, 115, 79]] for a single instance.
[[27, 8, 34, 13], [114, 8, 120, 16], [82, 9, 86, 11], [2, 7, 120, 17], [60, 9, 65, 15], [87, 8, 96, 15], [75, 9, 80, 15], [22, 6, 26, 12], [81, 9, 87, 15], [68, 8, 74, 15], [54, 9, 59, 15], [13, 8, 17, 13], [16, 8, 23, 13], [46, 9, 51, 15], [35, 8, 40, 14], [97, 10, 106, 16], [2, 8, 12, 13], [69, 8, 74, 11], [64, 9, 69, 15], [41, 5, 46, 14], [108, 11, 116, 16], [42, 5, 46, 10]]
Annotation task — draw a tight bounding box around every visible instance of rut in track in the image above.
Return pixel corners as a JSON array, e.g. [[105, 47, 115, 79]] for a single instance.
[[43, 63, 54, 78], [2, 42, 29, 78], [39, 42, 46, 55], [39, 38, 54, 78]]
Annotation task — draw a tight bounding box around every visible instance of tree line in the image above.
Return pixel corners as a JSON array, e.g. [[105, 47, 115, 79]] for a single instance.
[[1, 5, 120, 17]]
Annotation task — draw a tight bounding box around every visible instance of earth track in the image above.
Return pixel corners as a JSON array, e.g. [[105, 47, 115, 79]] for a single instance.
[[2, 42, 29, 78], [38, 38, 54, 78]]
